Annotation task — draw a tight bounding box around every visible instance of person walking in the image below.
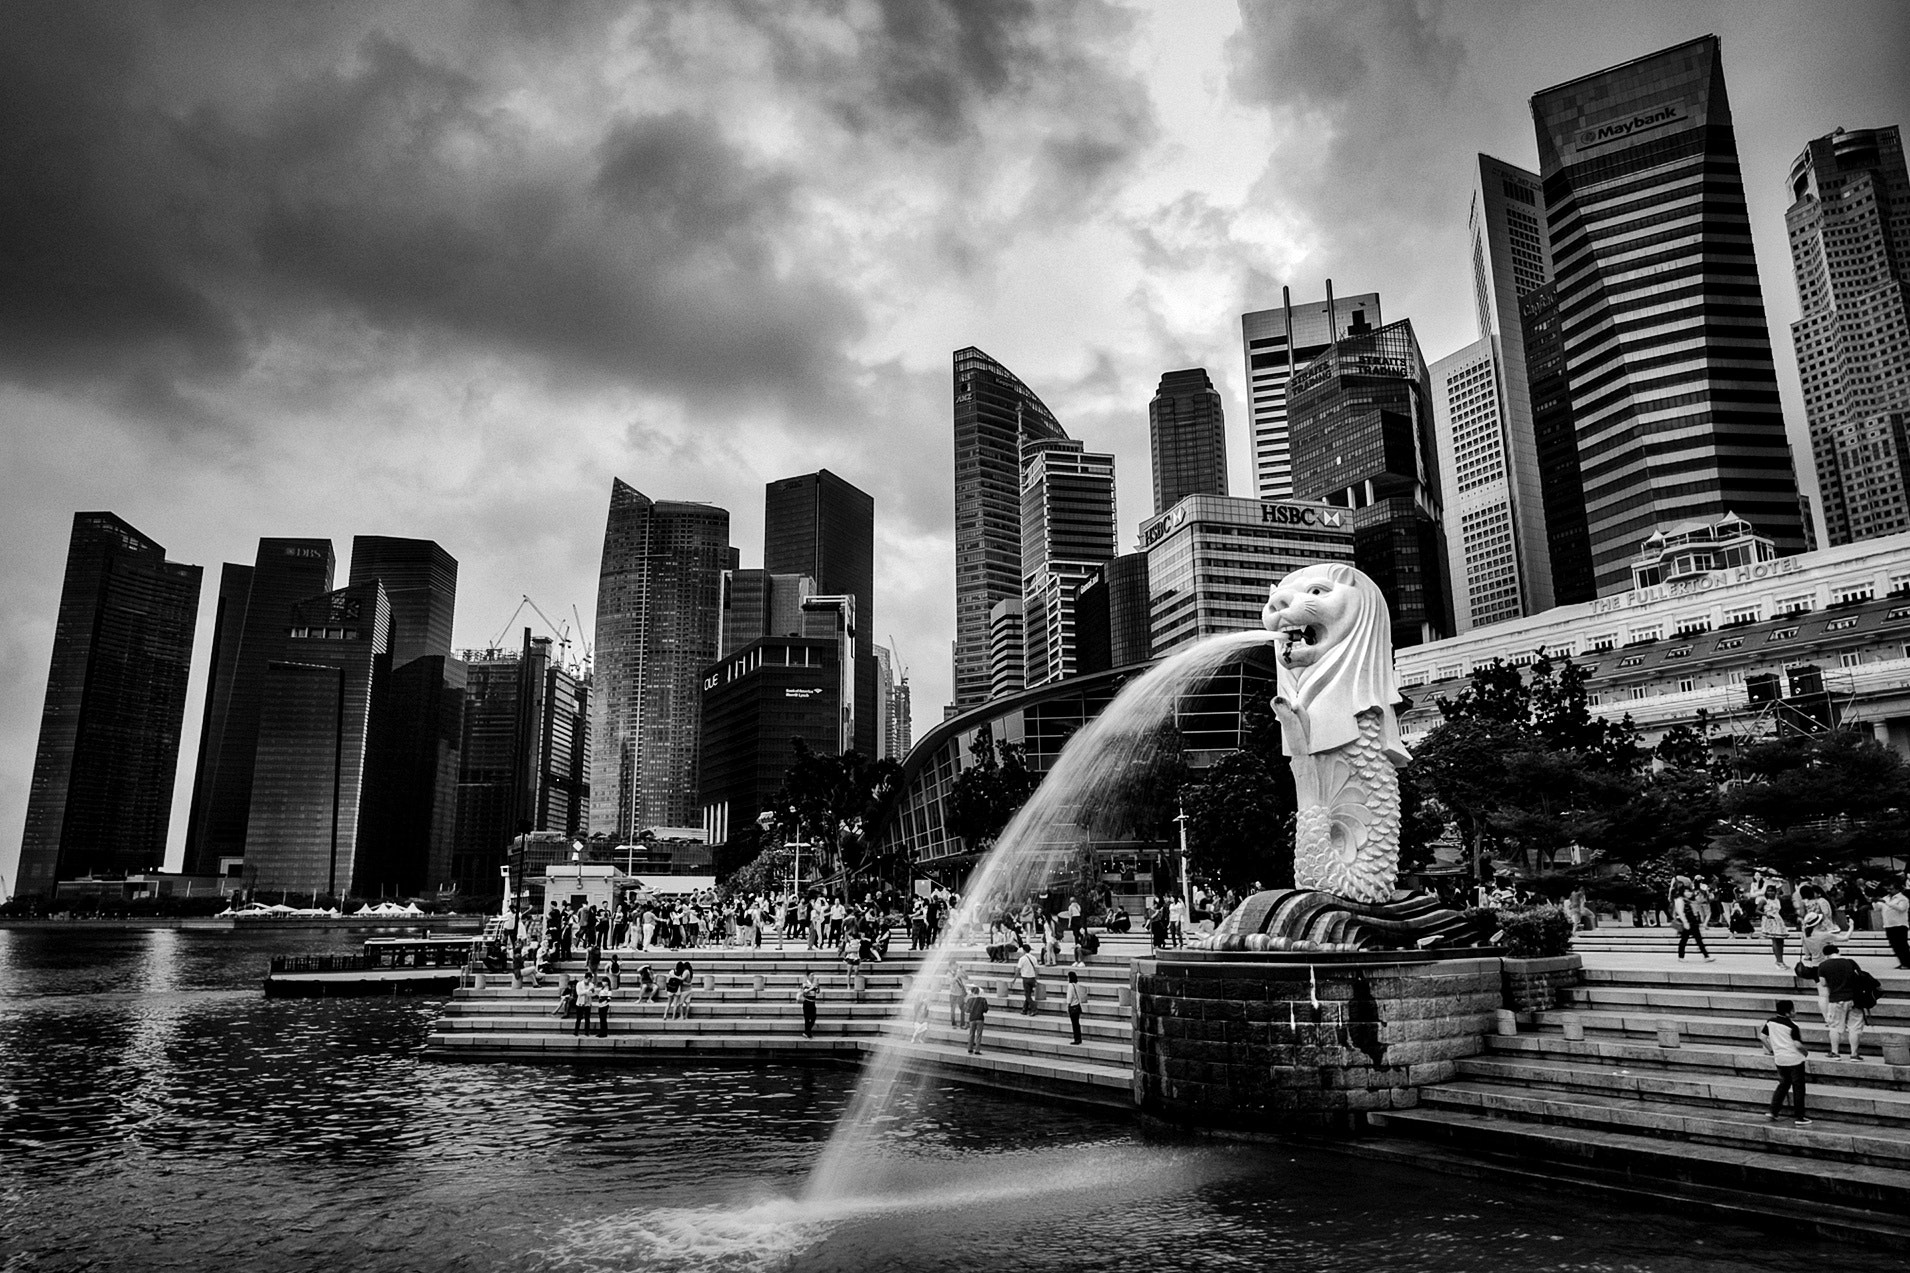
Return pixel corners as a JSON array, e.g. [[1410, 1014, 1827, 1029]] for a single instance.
[[1673, 885, 1715, 962], [1064, 970, 1087, 1045], [964, 982, 989, 1054], [1015, 944, 1040, 1016], [1759, 885, 1790, 968], [1760, 1000, 1812, 1126], [1882, 878, 1910, 970], [1795, 942, 1876, 1060]]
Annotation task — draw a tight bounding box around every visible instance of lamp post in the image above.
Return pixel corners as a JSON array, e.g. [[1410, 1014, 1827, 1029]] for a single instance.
[[1175, 805, 1193, 917]]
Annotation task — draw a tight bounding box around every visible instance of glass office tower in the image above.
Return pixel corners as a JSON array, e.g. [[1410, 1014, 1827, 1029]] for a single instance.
[[951, 347, 1069, 710], [1240, 290, 1382, 500], [589, 480, 733, 838], [17, 513, 201, 895], [764, 470, 876, 756], [1287, 319, 1454, 649], [1532, 35, 1804, 595], [1148, 368, 1229, 516]]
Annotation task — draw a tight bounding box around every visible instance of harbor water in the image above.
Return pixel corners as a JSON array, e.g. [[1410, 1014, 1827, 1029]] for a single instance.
[[0, 925, 1898, 1272]]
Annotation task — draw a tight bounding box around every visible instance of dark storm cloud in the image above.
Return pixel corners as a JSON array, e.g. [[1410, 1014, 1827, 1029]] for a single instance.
[[0, 2, 866, 433]]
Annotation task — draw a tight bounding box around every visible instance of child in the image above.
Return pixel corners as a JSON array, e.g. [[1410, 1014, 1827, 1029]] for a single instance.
[[1759, 1000, 1811, 1126]]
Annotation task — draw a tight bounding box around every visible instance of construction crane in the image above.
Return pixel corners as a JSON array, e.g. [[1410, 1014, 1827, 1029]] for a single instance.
[[487, 596, 587, 677]]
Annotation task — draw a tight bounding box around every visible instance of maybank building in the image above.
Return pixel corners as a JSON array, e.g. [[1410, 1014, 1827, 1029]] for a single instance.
[[1141, 495, 1356, 656]]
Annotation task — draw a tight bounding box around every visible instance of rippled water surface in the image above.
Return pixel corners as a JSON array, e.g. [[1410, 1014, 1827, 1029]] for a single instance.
[[0, 925, 1896, 1272]]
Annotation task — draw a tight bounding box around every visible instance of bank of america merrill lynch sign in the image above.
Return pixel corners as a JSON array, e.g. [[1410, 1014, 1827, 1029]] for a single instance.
[[1589, 556, 1802, 616]]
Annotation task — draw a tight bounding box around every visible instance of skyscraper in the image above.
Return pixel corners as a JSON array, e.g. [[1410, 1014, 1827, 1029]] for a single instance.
[[952, 347, 1069, 710], [1149, 368, 1228, 515], [348, 536, 462, 895], [718, 569, 813, 656], [1532, 35, 1805, 594], [181, 562, 252, 879], [698, 634, 841, 847], [1786, 126, 1910, 544], [451, 633, 589, 898], [1241, 290, 1382, 500], [590, 480, 733, 838], [17, 513, 201, 895], [988, 599, 1025, 700], [1287, 319, 1454, 648], [1074, 553, 1152, 675], [244, 582, 389, 896], [1020, 438, 1116, 686], [1522, 281, 1598, 604], [347, 536, 457, 667], [764, 470, 876, 756], [185, 538, 335, 876], [1431, 339, 1528, 631], [1460, 154, 1557, 616]]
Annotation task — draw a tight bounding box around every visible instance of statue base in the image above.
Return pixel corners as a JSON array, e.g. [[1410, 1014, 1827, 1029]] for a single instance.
[[1197, 888, 1490, 953]]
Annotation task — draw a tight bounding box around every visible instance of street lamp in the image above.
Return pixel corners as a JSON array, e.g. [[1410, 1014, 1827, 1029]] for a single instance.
[[1174, 805, 1193, 918]]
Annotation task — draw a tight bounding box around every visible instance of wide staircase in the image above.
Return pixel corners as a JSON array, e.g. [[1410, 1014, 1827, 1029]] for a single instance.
[[1372, 934, 1910, 1244], [425, 930, 1149, 1110]]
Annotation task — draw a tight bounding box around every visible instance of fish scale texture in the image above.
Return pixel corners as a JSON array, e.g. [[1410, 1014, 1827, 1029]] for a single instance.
[[1293, 709, 1400, 904]]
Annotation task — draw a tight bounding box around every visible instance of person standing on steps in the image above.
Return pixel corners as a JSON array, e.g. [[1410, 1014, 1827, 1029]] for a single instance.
[[1673, 883, 1715, 962], [1795, 942, 1876, 1060], [573, 974, 595, 1037], [1760, 1000, 1812, 1126], [964, 981, 989, 1054], [594, 973, 611, 1037], [947, 965, 967, 1027], [1015, 943, 1040, 1016], [1065, 970, 1087, 1045], [799, 970, 820, 1039], [1882, 877, 1910, 970], [1759, 885, 1790, 968]]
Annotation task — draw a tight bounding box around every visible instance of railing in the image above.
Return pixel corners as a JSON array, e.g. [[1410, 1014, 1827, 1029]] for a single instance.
[[269, 940, 478, 975]]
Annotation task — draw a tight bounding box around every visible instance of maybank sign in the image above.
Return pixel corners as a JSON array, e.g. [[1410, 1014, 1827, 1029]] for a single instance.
[[1572, 102, 1691, 155], [1589, 556, 1800, 615], [1141, 500, 1346, 548]]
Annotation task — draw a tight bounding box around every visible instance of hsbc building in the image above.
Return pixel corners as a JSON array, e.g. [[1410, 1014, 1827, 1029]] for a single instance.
[[1139, 494, 1355, 656]]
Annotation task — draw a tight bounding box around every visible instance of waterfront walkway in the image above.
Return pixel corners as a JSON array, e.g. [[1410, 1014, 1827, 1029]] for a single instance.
[[423, 925, 1910, 1242]]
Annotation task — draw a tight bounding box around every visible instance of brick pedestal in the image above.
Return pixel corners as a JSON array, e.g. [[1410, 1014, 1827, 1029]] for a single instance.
[[1132, 953, 1501, 1132], [1502, 954, 1583, 1013]]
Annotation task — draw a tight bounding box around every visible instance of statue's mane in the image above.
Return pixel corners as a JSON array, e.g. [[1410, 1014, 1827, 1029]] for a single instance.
[[1273, 563, 1406, 762]]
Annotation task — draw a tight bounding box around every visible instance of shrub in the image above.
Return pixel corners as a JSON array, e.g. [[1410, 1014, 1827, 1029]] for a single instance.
[[1495, 903, 1575, 958]]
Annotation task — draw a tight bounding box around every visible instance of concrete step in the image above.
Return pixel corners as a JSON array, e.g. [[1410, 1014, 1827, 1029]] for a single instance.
[[1581, 964, 1910, 991], [1571, 984, 1910, 1029], [1455, 1052, 1910, 1128], [1370, 1106, 1910, 1242], [874, 1020, 1132, 1068], [433, 1016, 880, 1038], [1529, 1007, 1910, 1055], [1487, 1032, 1910, 1092], [439, 998, 1136, 1036], [1417, 1081, 1910, 1170]]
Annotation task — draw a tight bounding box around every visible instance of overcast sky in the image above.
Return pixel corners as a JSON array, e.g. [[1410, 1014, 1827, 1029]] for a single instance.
[[2, 0, 1906, 887]]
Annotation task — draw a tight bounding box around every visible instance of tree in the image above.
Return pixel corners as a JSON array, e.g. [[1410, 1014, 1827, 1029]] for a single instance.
[[765, 740, 906, 885], [1410, 654, 1648, 882], [943, 727, 1041, 853], [1717, 727, 1910, 879], [1180, 748, 1297, 891]]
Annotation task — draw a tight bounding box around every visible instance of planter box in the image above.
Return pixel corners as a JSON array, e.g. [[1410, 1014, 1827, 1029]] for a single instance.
[[1502, 953, 1583, 1013]]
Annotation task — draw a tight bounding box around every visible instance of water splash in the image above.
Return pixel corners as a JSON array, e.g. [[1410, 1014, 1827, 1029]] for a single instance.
[[807, 629, 1275, 1199], [539, 1143, 1221, 1273]]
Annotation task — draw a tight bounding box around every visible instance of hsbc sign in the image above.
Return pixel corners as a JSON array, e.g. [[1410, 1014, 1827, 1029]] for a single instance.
[[1262, 504, 1344, 529]]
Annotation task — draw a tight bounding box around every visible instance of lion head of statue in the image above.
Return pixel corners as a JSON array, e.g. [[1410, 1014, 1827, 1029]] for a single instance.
[[1262, 562, 1405, 761]]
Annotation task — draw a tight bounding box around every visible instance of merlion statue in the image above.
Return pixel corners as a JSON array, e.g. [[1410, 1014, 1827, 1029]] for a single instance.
[[1262, 562, 1407, 904]]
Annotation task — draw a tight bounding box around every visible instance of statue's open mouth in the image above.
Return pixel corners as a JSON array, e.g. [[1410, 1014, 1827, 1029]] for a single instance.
[[1278, 623, 1320, 658]]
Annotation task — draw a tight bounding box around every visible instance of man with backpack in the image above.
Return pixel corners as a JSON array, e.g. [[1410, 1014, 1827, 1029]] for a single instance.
[[1759, 1000, 1812, 1125], [1794, 942, 1882, 1060]]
